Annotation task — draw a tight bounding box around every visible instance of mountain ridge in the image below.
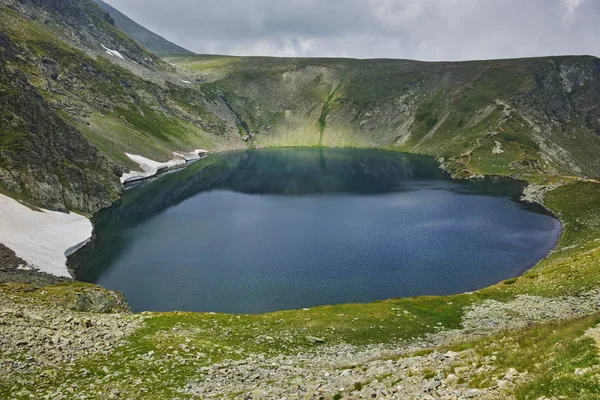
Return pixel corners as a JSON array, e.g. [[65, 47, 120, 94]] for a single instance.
[[2, 0, 599, 213], [91, 0, 193, 56]]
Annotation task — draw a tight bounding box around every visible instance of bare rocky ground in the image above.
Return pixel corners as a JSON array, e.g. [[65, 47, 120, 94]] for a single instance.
[[520, 184, 562, 205], [180, 291, 600, 399], [2, 284, 600, 399], [0, 285, 139, 398]]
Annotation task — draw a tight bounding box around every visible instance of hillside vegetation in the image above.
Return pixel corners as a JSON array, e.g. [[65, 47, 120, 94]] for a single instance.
[[1, 0, 600, 212], [1, 182, 600, 399], [168, 54, 600, 179]]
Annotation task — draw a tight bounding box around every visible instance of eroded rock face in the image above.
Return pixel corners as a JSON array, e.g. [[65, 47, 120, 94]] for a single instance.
[[2, 0, 159, 68], [72, 288, 130, 313], [0, 32, 122, 213]]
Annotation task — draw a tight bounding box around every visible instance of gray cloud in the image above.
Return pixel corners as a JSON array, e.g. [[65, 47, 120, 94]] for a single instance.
[[104, 0, 600, 60]]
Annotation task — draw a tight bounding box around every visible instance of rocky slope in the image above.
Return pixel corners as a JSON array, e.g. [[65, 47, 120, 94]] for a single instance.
[[170, 55, 600, 179], [1, 0, 600, 213], [91, 0, 193, 56], [0, 0, 242, 213], [4, 283, 600, 399], [0, 27, 122, 213]]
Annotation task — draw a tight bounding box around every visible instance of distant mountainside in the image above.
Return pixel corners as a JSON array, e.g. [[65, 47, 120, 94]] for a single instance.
[[91, 0, 193, 56], [0, 0, 599, 214], [169, 54, 600, 179]]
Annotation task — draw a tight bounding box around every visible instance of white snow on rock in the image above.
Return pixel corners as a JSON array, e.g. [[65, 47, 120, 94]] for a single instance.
[[101, 44, 125, 60], [492, 141, 505, 154], [172, 149, 208, 162], [121, 151, 209, 184], [120, 153, 187, 184], [0, 194, 93, 278]]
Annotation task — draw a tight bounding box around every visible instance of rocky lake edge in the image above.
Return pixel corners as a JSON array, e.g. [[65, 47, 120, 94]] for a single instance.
[[0, 147, 565, 286], [2, 151, 600, 398]]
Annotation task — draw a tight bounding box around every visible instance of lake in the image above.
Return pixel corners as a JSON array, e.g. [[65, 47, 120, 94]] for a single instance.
[[76, 148, 561, 313]]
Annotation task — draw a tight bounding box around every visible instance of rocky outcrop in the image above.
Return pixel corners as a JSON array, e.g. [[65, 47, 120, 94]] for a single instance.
[[0, 243, 70, 285], [0, 243, 25, 270], [1, 0, 160, 68], [72, 287, 130, 313], [0, 31, 122, 213], [520, 183, 563, 204]]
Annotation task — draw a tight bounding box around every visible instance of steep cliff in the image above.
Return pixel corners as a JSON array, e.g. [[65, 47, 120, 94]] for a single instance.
[[0, 28, 121, 212]]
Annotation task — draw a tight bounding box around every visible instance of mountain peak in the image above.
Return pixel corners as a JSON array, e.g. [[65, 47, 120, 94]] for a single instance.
[[91, 0, 193, 56]]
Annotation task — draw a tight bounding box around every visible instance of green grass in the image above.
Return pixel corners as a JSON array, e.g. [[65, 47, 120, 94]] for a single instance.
[[2, 181, 598, 398], [449, 314, 600, 399], [319, 83, 343, 145]]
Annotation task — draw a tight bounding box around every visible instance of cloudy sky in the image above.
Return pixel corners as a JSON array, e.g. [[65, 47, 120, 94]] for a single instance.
[[104, 0, 599, 61]]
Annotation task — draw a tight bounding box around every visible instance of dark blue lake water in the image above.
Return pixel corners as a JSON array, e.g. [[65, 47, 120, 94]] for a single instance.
[[77, 148, 561, 313]]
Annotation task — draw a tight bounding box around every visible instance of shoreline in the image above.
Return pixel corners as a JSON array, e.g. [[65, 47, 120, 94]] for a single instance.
[[70, 146, 566, 311], [120, 150, 208, 185], [2, 146, 567, 306]]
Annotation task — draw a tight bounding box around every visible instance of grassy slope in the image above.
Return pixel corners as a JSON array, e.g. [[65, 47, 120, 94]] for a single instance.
[[0, 6, 235, 156], [168, 55, 600, 179], [449, 313, 600, 399], [1, 182, 599, 398], [0, 6, 243, 210]]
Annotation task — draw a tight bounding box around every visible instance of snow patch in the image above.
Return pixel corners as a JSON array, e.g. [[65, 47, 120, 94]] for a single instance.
[[121, 151, 209, 184], [172, 149, 208, 162], [492, 141, 505, 154], [0, 194, 93, 278], [121, 153, 186, 184], [101, 44, 124, 60], [181, 80, 192, 84]]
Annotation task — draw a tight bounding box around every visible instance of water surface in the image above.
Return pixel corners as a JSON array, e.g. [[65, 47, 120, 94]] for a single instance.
[[77, 148, 560, 313]]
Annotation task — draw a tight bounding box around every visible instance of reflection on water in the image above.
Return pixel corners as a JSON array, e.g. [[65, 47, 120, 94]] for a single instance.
[[77, 148, 560, 313]]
